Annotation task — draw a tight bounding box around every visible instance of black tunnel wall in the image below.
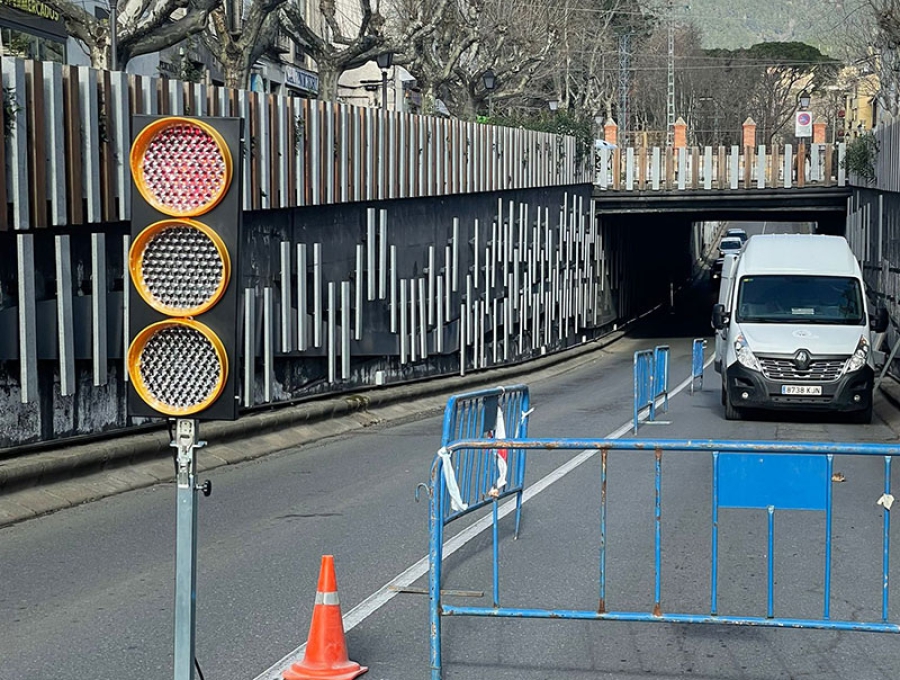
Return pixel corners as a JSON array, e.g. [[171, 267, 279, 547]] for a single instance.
[[3, 184, 635, 449], [598, 212, 695, 320]]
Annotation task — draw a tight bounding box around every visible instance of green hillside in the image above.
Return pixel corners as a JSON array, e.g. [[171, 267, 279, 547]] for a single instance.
[[685, 0, 855, 56]]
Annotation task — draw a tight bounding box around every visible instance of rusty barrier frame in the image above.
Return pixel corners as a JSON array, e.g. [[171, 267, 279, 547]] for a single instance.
[[428, 436, 900, 680]]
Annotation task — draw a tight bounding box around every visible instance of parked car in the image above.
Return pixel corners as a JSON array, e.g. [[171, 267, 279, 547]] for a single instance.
[[711, 234, 889, 423], [718, 236, 744, 258]]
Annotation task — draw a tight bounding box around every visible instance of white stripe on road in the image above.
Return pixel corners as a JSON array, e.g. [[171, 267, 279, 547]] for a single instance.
[[253, 354, 717, 680]]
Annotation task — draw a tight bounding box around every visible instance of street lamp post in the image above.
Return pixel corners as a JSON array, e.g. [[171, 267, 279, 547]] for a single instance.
[[482, 69, 496, 117], [796, 88, 812, 144], [376, 52, 393, 110]]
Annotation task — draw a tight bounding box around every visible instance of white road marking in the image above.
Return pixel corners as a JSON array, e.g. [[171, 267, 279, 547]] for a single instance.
[[253, 354, 717, 680]]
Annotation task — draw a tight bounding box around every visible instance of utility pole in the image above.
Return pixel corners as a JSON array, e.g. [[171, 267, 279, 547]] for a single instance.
[[618, 32, 631, 144], [666, 0, 675, 147], [109, 1, 117, 71]]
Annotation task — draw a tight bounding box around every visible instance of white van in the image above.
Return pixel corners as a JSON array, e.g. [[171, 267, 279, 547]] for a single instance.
[[711, 234, 888, 423]]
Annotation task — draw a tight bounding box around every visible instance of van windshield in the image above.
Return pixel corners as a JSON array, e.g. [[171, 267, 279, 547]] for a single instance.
[[735, 275, 865, 325]]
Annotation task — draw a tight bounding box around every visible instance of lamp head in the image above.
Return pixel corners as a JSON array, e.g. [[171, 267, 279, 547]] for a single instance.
[[482, 69, 496, 91], [376, 52, 393, 70]]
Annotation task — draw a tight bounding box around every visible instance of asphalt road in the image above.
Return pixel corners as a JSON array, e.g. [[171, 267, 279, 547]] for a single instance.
[[5, 220, 900, 680]]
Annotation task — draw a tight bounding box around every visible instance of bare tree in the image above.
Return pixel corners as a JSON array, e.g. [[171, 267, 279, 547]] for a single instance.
[[863, 0, 900, 117], [43, 0, 218, 69], [449, 0, 557, 119], [548, 0, 636, 113], [386, 0, 557, 118], [202, 0, 286, 89], [671, 41, 839, 145], [386, 0, 477, 114], [280, 0, 387, 100]]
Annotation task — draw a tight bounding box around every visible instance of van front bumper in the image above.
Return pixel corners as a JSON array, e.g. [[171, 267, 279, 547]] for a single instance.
[[724, 363, 874, 412]]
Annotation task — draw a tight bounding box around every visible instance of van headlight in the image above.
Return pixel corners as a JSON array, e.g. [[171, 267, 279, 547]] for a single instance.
[[844, 336, 870, 373], [735, 334, 761, 371]]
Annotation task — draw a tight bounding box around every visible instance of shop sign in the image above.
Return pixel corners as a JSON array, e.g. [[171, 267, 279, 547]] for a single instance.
[[0, 0, 66, 39], [284, 65, 319, 95]]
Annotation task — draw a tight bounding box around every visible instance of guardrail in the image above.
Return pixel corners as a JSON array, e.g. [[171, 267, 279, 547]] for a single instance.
[[427, 435, 900, 680]]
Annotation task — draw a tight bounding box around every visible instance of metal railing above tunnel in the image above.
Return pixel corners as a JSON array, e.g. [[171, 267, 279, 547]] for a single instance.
[[427, 435, 900, 680], [595, 143, 847, 192]]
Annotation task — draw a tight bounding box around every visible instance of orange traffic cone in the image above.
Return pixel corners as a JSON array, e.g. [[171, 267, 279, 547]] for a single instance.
[[283, 555, 368, 680]]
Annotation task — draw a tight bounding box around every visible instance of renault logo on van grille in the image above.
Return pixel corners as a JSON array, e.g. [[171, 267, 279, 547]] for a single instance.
[[793, 349, 811, 370]]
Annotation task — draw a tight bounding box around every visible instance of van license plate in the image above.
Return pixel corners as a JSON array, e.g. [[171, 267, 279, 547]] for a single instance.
[[782, 385, 822, 396]]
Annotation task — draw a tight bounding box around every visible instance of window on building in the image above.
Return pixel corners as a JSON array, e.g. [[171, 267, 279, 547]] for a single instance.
[[0, 27, 65, 62]]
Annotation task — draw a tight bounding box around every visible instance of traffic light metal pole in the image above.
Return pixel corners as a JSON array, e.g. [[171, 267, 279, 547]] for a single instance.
[[172, 419, 203, 680]]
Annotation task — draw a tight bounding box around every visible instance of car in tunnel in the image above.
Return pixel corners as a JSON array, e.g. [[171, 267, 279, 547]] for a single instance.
[[711, 234, 889, 423], [717, 236, 744, 258], [711, 236, 745, 284], [725, 227, 749, 244]]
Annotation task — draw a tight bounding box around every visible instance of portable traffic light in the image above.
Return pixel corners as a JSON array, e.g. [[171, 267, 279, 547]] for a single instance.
[[127, 116, 242, 420]]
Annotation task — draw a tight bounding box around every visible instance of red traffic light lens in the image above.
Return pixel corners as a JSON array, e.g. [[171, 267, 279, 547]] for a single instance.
[[130, 117, 233, 217]]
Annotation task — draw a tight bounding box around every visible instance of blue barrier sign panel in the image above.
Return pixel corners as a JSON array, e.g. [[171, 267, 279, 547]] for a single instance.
[[716, 453, 829, 511]]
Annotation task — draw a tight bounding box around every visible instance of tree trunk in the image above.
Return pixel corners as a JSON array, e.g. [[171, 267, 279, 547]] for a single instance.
[[421, 83, 439, 116], [89, 38, 110, 70], [315, 65, 341, 102], [223, 58, 252, 90], [456, 90, 477, 120]]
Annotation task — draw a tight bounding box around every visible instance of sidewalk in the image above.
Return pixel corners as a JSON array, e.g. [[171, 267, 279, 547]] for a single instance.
[[876, 374, 900, 434], [0, 329, 627, 528]]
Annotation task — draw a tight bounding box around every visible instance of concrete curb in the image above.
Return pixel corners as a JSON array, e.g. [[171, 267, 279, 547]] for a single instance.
[[0, 327, 627, 500]]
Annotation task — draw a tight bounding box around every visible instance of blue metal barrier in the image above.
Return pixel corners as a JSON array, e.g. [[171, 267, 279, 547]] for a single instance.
[[653, 345, 670, 413], [430, 385, 531, 639], [633, 350, 655, 433], [438, 385, 530, 527], [690, 338, 706, 394], [428, 436, 900, 680]]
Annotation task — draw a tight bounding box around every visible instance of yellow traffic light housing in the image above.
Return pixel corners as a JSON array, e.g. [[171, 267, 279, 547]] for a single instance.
[[126, 116, 242, 420]]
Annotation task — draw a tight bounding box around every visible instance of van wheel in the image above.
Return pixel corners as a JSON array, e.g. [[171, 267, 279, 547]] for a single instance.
[[724, 391, 743, 421], [721, 384, 726, 405], [849, 404, 873, 425]]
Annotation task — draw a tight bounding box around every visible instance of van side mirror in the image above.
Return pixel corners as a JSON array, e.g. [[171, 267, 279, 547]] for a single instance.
[[871, 307, 890, 333], [711, 303, 729, 330]]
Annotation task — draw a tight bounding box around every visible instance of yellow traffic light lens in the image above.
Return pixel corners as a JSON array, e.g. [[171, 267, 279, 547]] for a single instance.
[[130, 219, 231, 317], [130, 117, 233, 217], [127, 319, 228, 416]]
